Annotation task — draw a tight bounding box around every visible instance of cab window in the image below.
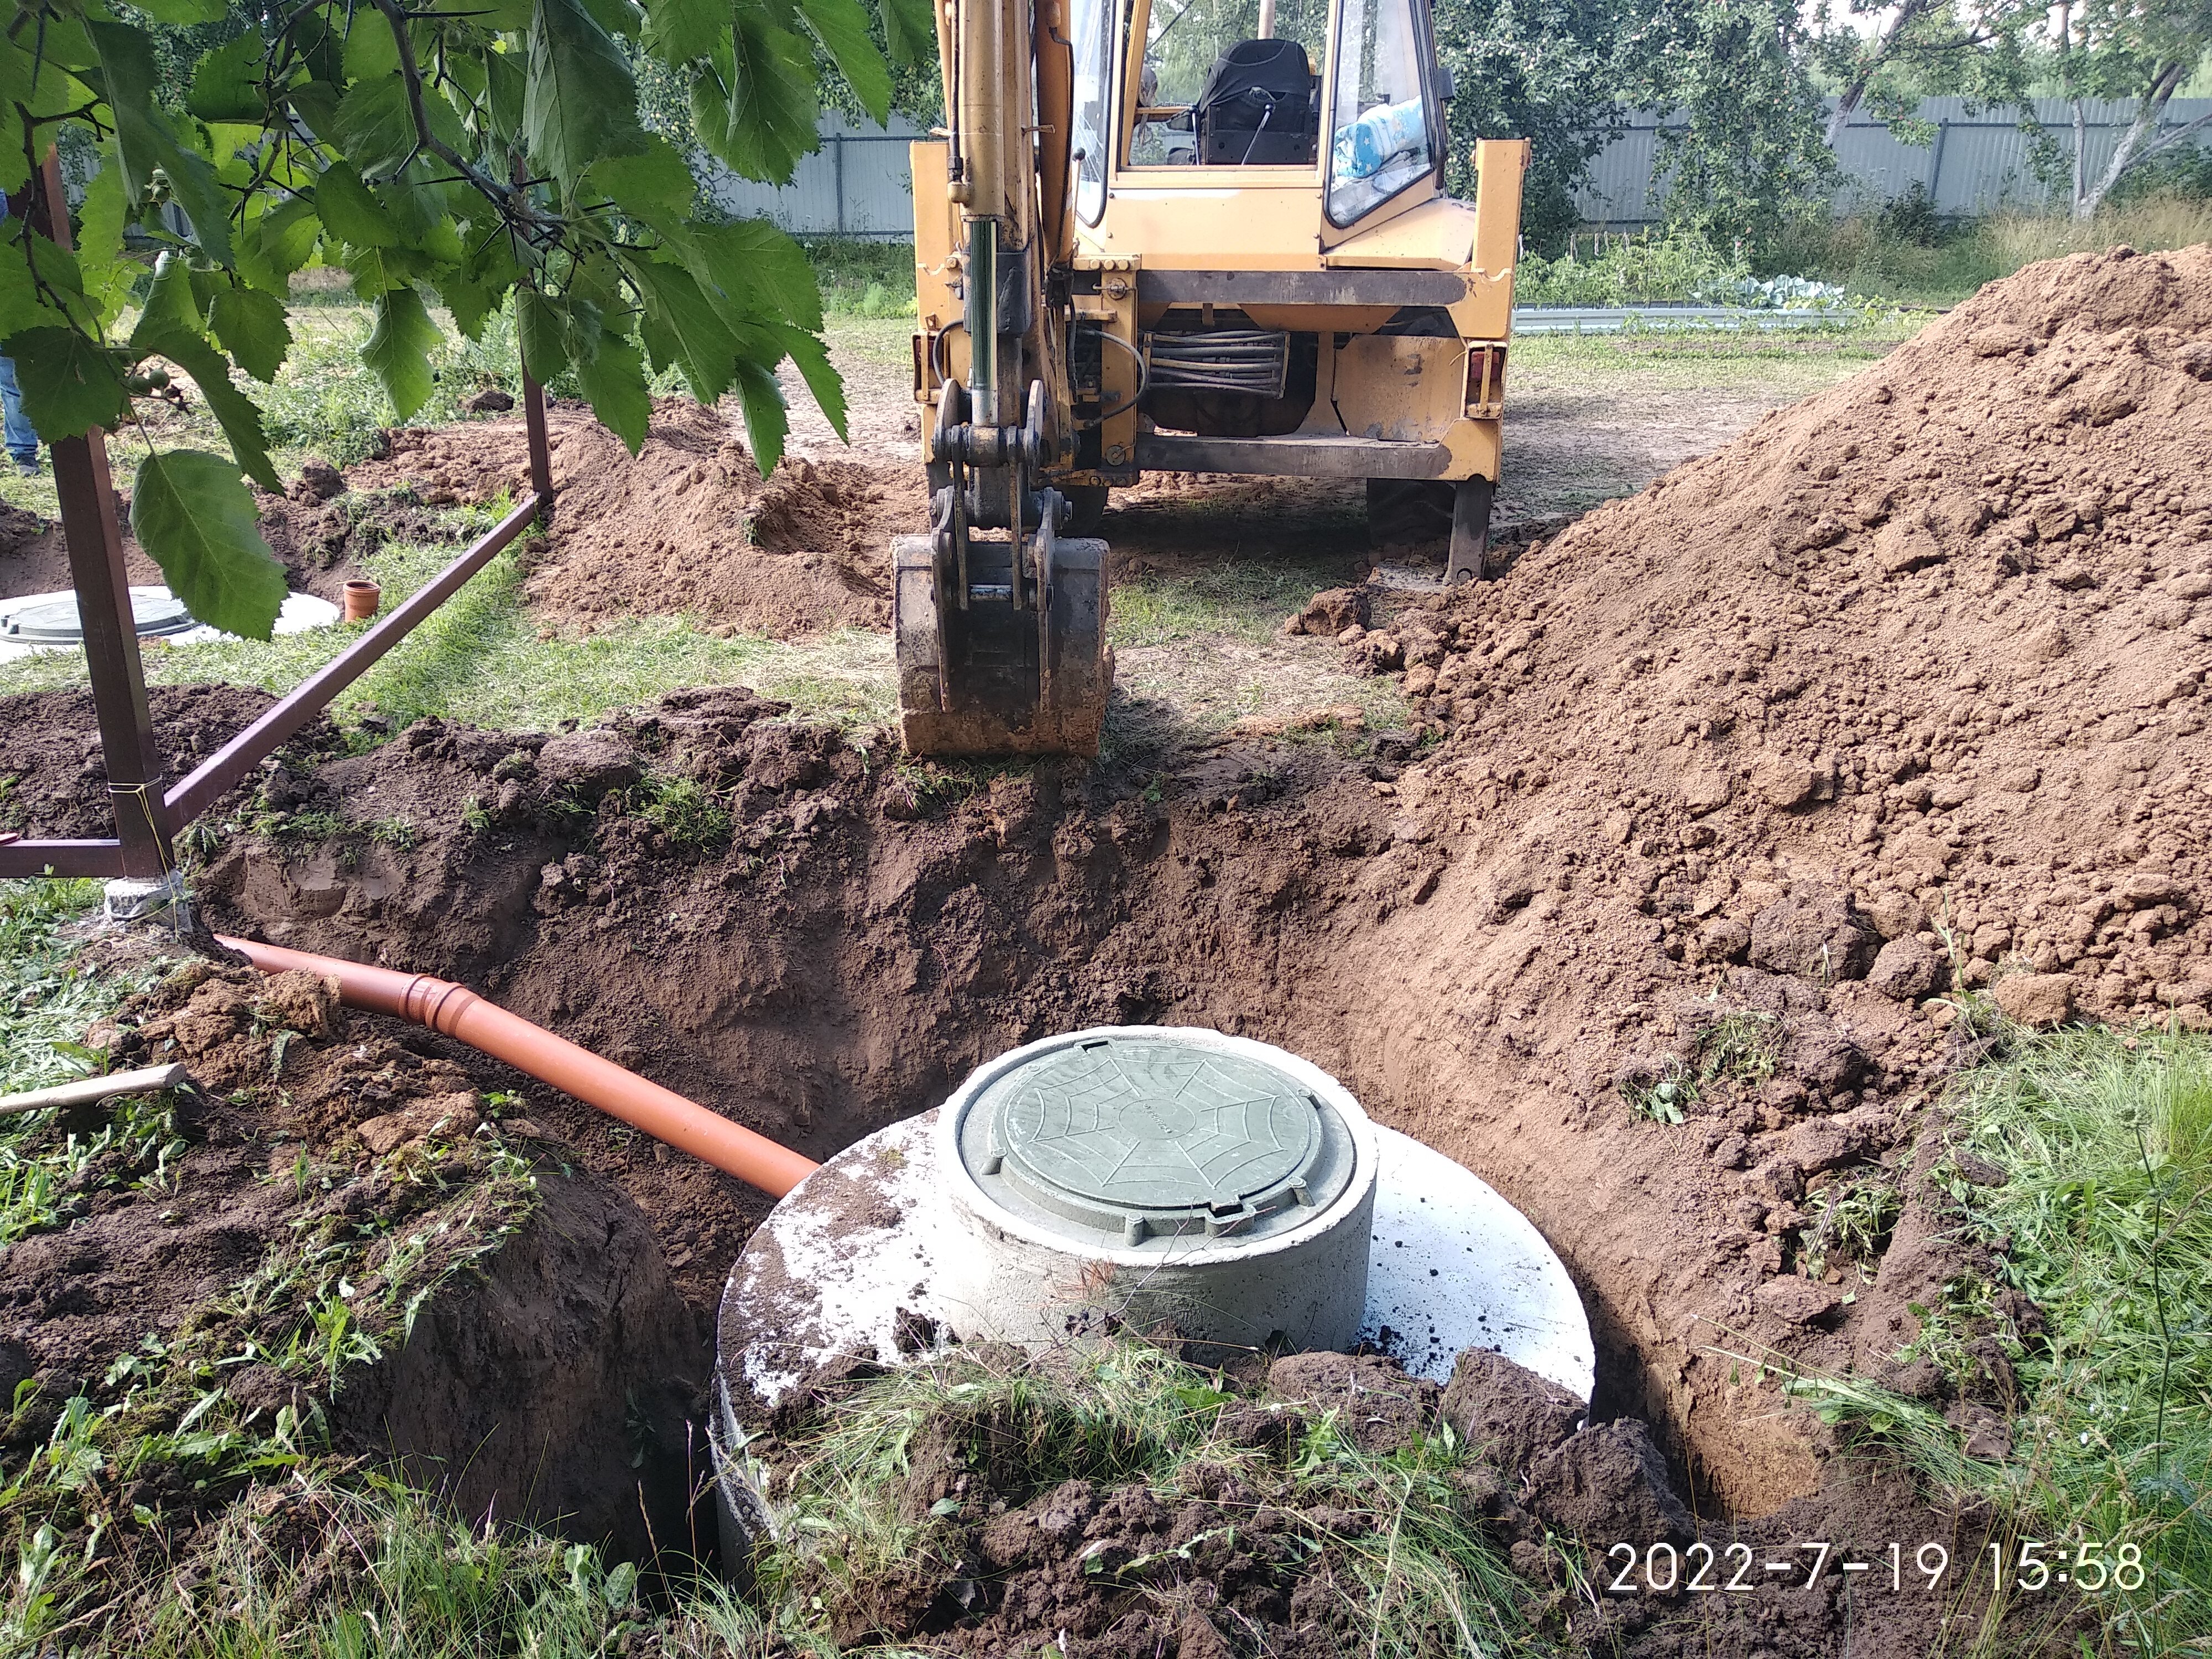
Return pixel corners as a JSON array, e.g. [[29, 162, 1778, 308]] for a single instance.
[[1072, 0, 1114, 221], [1324, 0, 1435, 221], [1128, 0, 1329, 166]]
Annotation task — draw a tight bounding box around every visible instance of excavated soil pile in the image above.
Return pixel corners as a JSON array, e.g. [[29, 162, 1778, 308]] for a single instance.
[[3, 954, 701, 1561], [1343, 245, 2212, 1026], [345, 397, 928, 636], [0, 684, 290, 838]]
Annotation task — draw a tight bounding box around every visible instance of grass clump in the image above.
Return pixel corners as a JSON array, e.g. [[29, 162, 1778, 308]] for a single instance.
[[1791, 1026, 2212, 1656], [1619, 1007, 1781, 1124], [1518, 227, 1755, 307], [1762, 195, 2212, 309], [801, 235, 919, 317], [640, 775, 734, 849], [754, 1340, 1557, 1658]]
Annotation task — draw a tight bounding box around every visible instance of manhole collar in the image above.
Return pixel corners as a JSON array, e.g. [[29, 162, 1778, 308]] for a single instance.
[[953, 1030, 1360, 1250]]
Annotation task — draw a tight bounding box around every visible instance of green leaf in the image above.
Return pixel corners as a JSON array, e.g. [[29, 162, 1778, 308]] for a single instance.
[[342, 17, 403, 82], [345, 244, 436, 299], [580, 0, 644, 39], [187, 32, 268, 122], [314, 165, 401, 249], [640, 0, 731, 62], [209, 288, 292, 383], [363, 286, 442, 420], [7, 327, 129, 437], [524, 0, 648, 191], [131, 255, 282, 492], [577, 332, 650, 453], [129, 451, 288, 642], [624, 255, 740, 403], [75, 157, 135, 327], [86, 20, 234, 264], [693, 219, 821, 331], [693, 18, 818, 184], [515, 286, 571, 383], [800, 0, 890, 125], [585, 138, 697, 231], [434, 238, 524, 341], [237, 196, 321, 294], [730, 356, 788, 477], [878, 0, 931, 64], [776, 326, 846, 442], [333, 79, 424, 181], [0, 233, 90, 339], [429, 0, 536, 25]]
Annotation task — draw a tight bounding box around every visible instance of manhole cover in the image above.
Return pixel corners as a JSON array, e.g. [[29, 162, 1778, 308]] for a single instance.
[[959, 1034, 1357, 1245], [0, 587, 199, 645]]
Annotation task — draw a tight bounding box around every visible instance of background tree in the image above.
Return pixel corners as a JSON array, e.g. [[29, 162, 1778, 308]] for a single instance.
[[1619, 0, 1839, 248], [1805, 0, 2035, 148], [0, 0, 928, 641], [1430, 0, 1636, 252], [2043, 0, 2212, 216]]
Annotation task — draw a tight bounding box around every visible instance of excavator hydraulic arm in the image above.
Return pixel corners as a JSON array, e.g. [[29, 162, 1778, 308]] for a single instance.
[[893, 0, 1112, 756]]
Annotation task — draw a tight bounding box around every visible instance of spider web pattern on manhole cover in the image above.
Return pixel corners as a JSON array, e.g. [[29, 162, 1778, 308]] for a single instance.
[[998, 1044, 1316, 1209]]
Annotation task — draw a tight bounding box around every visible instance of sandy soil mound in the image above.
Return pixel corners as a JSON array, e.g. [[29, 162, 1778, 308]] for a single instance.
[[346, 398, 929, 637], [1347, 243, 2212, 1026]]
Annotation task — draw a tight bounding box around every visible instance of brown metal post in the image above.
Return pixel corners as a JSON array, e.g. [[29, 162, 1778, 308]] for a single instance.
[[33, 147, 170, 880], [521, 369, 553, 516]]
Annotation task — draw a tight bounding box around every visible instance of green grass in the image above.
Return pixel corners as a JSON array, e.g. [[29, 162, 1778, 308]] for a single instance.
[[800, 235, 919, 317], [1765, 196, 2212, 310], [1619, 1006, 1782, 1123], [758, 1339, 1560, 1659], [0, 879, 122, 1094], [0, 525, 898, 739], [1789, 1026, 2212, 1656]]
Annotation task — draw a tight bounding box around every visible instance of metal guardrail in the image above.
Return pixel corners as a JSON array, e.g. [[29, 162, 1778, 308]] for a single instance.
[[0, 147, 557, 885], [1511, 305, 1867, 335]]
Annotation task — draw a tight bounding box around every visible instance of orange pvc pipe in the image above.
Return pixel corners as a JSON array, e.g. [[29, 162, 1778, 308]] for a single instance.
[[216, 935, 820, 1198]]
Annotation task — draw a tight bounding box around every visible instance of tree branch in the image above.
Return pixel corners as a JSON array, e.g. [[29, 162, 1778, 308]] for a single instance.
[[368, 0, 565, 248]]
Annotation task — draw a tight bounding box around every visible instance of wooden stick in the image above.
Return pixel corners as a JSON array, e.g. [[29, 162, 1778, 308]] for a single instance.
[[0, 1064, 194, 1117]]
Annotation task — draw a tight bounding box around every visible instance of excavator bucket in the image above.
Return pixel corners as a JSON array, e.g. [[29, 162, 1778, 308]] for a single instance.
[[892, 523, 1111, 757]]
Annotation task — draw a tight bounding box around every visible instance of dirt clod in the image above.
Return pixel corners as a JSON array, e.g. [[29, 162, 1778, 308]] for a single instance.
[[1528, 1419, 1697, 1544]]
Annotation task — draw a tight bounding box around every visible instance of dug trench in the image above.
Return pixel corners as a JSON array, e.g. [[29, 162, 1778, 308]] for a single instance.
[[4, 243, 2208, 1653]]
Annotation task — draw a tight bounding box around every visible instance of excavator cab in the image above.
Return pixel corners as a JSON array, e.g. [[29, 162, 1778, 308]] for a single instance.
[[898, 0, 1527, 755]]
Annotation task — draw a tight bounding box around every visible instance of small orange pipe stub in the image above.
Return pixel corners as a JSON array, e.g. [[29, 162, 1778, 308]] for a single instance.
[[341, 580, 382, 622], [217, 935, 819, 1198]]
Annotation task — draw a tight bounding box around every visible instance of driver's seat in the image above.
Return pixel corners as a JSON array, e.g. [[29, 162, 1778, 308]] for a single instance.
[[1194, 39, 1318, 165]]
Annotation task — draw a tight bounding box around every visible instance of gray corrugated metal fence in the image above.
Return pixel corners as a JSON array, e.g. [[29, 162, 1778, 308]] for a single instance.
[[695, 113, 924, 238], [1575, 96, 2212, 226], [692, 98, 2209, 238]]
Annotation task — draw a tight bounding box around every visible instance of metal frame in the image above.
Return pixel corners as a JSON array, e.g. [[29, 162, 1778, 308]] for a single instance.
[[0, 150, 555, 883]]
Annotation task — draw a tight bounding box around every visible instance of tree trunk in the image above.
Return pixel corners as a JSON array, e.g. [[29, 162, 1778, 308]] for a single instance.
[[1824, 86, 1864, 150], [1822, 0, 1933, 151], [2077, 61, 2185, 220], [2070, 97, 2088, 217]]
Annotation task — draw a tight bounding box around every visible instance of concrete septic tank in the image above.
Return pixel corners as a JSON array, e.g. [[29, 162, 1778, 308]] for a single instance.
[[712, 1026, 1595, 1554]]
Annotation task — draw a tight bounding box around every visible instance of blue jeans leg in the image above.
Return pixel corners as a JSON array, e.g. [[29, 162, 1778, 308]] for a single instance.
[[0, 356, 39, 467]]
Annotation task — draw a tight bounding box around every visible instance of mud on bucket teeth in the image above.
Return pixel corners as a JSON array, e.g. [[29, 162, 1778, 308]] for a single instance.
[[891, 530, 1112, 757]]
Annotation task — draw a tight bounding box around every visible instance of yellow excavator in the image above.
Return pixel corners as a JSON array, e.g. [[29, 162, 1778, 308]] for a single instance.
[[895, 0, 1526, 755]]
